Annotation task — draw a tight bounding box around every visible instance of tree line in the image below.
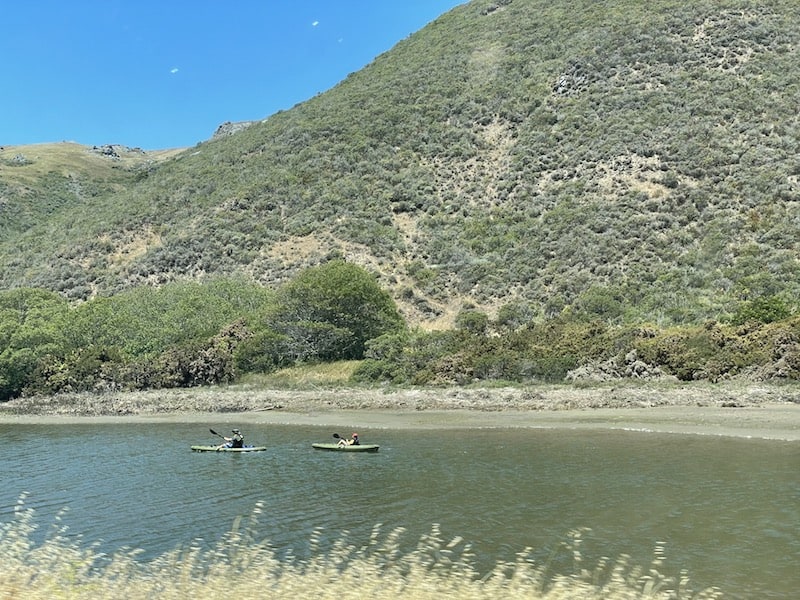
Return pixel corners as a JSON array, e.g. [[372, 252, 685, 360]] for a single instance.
[[0, 262, 402, 401], [1, 261, 798, 402]]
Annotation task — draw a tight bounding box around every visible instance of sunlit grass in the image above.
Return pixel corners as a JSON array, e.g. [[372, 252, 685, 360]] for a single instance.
[[1, 498, 722, 599], [237, 360, 362, 388], [0, 142, 180, 184]]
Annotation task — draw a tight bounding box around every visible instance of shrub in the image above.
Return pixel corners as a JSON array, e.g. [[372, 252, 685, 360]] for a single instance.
[[731, 296, 791, 325], [455, 309, 489, 335]]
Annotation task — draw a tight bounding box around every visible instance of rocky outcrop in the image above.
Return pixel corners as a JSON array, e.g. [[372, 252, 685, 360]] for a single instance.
[[212, 120, 258, 140], [566, 350, 673, 382], [481, 0, 513, 16], [91, 144, 145, 159]]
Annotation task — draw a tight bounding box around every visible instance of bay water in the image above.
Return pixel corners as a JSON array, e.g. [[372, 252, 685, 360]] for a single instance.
[[1, 422, 797, 598]]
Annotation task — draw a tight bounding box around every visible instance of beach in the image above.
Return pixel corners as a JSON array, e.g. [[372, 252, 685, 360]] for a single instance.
[[1, 383, 799, 440]]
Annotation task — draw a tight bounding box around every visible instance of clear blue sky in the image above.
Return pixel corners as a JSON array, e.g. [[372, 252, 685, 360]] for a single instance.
[[1, 1, 465, 150]]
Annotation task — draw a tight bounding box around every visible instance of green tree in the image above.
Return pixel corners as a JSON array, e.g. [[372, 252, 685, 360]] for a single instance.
[[495, 301, 536, 331], [233, 329, 292, 374], [271, 261, 405, 362], [0, 288, 70, 400], [68, 277, 273, 359], [731, 296, 791, 326]]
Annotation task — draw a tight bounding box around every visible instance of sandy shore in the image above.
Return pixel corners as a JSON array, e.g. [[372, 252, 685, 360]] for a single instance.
[[1, 383, 799, 440]]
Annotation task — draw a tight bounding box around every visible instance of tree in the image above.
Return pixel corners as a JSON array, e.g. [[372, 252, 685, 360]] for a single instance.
[[0, 288, 70, 400], [270, 261, 405, 362]]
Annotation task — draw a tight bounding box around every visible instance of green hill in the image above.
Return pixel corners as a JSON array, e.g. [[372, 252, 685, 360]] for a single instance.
[[2, 0, 798, 328]]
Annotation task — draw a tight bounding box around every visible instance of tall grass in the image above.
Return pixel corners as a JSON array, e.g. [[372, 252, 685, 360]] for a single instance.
[[237, 360, 363, 388], [1, 498, 722, 599]]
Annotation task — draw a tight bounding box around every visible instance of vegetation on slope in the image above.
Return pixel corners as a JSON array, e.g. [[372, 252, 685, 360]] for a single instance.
[[0, 143, 179, 240], [1, 1, 799, 399], [0, 0, 798, 327], [0, 262, 406, 401], [1, 262, 798, 402]]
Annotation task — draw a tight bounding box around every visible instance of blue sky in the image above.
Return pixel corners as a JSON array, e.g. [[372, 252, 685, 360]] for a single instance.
[[2, 1, 465, 150]]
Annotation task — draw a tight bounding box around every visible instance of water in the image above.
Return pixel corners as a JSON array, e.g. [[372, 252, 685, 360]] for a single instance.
[[1, 423, 798, 598]]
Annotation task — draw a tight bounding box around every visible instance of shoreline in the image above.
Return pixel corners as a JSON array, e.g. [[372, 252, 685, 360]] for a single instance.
[[1, 406, 798, 441], [1, 383, 799, 440]]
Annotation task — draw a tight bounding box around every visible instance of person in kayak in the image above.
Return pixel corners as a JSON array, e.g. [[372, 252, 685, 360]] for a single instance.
[[217, 428, 245, 450], [337, 432, 360, 447]]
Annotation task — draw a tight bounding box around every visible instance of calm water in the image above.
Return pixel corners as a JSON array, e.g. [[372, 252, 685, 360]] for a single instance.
[[1, 423, 797, 598]]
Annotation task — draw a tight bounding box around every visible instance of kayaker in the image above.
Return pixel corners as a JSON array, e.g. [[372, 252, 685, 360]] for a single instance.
[[217, 428, 245, 450], [337, 432, 360, 447]]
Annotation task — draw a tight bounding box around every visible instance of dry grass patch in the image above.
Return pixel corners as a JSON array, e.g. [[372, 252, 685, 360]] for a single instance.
[[0, 142, 180, 186], [240, 360, 363, 388], [1, 500, 722, 600]]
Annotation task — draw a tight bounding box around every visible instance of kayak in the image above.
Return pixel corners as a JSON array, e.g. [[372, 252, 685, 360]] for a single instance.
[[191, 445, 267, 452], [312, 443, 380, 452]]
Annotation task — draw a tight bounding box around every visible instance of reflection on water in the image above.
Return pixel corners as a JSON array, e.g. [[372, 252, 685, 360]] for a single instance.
[[1, 423, 797, 599]]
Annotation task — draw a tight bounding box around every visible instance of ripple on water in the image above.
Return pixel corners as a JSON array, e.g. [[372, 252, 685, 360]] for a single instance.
[[0, 423, 797, 599]]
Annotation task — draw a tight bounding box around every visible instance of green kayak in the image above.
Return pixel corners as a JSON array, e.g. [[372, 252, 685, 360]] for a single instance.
[[191, 445, 267, 452], [312, 443, 380, 452]]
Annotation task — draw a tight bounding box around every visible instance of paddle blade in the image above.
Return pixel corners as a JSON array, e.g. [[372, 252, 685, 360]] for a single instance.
[[209, 428, 221, 437], [332, 433, 341, 439]]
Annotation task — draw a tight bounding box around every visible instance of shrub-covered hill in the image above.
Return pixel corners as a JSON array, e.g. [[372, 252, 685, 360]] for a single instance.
[[1, 0, 798, 328]]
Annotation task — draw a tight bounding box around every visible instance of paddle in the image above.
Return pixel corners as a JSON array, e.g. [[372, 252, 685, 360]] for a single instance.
[[332, 433, 341, 439], [209, 428, 225, 439]]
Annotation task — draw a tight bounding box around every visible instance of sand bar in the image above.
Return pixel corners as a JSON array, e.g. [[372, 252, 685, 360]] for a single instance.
[[1, 383, 799, 440]]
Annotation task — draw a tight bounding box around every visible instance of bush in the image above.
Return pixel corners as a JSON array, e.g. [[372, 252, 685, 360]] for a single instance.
[[731, 296, 791, 325]]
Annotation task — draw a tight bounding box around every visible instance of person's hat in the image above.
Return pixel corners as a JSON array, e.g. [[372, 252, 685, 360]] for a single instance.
[[352, 432, 359, 437], [232, 429, 240, 433]]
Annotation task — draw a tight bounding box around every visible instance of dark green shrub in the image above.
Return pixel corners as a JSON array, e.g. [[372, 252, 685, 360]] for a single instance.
[[495, 301, 536, 331], [27, 345, 124, 395], [455, 309, 489, 335], [731, 296, 791, 325], [234, 330, 291, 374]]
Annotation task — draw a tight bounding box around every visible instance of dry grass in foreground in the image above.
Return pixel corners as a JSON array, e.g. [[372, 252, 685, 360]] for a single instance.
[[1, 500, 722, 600]]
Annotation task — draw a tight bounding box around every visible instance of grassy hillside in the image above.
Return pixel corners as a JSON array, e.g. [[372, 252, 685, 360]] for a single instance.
[[1, 0, 798, 328], [0, 143, 180, 234]]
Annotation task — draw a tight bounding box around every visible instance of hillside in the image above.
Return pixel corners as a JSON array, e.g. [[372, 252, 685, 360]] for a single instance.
[[0, 143, 180, 236], [1, 0, 799, 328]]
